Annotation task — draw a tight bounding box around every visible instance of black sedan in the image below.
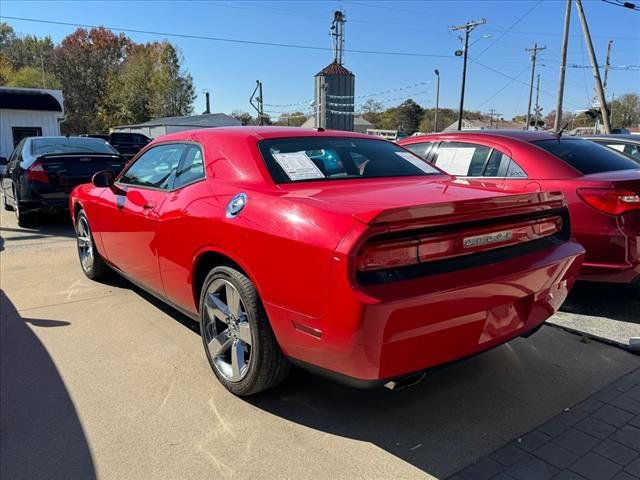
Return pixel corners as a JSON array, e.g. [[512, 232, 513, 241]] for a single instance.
[[1, 136, 126, 227]]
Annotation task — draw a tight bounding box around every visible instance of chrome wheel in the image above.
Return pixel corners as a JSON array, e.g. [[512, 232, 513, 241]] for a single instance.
[[202, 279, 252, 382], [76, 215, 94, 272]]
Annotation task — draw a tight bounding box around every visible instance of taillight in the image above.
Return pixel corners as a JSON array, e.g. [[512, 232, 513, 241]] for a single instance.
[[577, 189, 640, 215], [357, 238, 419, 271], [26, 161, 49, 183], [356, 215, 563, 272]]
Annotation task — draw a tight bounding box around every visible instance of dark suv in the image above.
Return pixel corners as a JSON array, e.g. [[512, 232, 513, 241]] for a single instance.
[[83, 132, 151, 159]]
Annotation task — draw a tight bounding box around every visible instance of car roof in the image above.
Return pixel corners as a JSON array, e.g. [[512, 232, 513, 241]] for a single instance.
[[400, 129, 563, 143], [156, 126, 375, 143], [582, 134, 639, 142]]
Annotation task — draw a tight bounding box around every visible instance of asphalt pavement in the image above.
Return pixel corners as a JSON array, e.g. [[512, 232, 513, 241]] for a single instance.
[[1, 207, 639, 480]]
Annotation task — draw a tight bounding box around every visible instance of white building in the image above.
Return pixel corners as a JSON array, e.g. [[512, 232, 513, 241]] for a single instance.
[[0, 87, 65, 158], [112, 113, 241, 139]]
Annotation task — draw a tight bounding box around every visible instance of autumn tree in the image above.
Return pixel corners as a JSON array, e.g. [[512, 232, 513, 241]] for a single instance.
[[53, 27, 129, 133]]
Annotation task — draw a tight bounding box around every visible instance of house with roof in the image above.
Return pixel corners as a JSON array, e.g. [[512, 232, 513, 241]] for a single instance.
[[443, 118, 526, 131], [0, 86, 65, 158], [112, 113, 242, 139]]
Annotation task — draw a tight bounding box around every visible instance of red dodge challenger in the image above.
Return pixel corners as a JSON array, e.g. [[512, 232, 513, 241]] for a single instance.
[[70, 127, 584, 395], [399, 131, 640, 297]]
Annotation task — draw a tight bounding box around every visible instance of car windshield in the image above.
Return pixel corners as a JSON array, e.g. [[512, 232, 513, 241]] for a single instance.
[[31, 137, 118, 156], [533, 138, 639, 175], [258, 137, 441, 183]]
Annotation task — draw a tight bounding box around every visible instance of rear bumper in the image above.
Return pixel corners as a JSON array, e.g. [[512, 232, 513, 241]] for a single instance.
[[19, 197, 69, 214], [267, 239, 585, 383], [579, 262, 640, 284]]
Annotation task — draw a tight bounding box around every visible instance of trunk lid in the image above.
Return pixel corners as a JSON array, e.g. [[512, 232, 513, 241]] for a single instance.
[[281, 177, 565, 229], [37, 153, 126, 191]]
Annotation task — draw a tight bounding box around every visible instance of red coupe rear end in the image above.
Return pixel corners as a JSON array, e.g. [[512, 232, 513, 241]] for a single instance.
[[70, 127, 585, 393]]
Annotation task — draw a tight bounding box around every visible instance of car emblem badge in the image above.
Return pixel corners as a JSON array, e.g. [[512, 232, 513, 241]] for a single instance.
[[463, 230, 513, 248]]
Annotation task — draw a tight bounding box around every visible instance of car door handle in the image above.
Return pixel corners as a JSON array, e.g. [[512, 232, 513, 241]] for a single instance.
[[142, 201, 156, 213]]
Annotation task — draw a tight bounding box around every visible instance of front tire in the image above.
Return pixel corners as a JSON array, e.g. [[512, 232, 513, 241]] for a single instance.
[[75, 209, 109, 280], [199, 266, 290, 396]]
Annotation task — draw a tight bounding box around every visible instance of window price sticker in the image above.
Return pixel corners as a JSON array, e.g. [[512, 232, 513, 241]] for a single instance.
[[272, 152, 325, 181]]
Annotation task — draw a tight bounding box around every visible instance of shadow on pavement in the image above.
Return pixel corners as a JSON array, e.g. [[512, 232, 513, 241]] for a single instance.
[[560, 281, 639, 323], [0, 290, 96, 480], [0, 213, 76, 248], [249, 327, 638, 478]]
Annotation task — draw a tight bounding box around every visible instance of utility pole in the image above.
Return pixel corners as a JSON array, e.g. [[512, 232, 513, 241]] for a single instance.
[[603, 40, 613, 92], [451, 18, 487, 131], [487, 108, 502, 129], [525, 43, 546, 130], [249, 80, 264, 126], [554, 0, 572, 132], [534, 74, 541, 129], [595, 41, 613, 134], [575, 0, 611, 133], [434, 69, 440, 132]]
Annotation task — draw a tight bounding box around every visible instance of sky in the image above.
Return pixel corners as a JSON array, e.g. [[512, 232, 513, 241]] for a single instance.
[[1, 0, 639, 121]]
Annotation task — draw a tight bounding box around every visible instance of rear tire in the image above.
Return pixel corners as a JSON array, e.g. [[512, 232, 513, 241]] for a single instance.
[[629, 277, 640, 301], [199, 266, 290, 396], [75, 209, 109, 280], [14, 193, 35, 228], [2, 192, 13, 211]]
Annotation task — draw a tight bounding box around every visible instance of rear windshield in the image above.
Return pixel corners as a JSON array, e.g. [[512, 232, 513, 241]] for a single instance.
[[258, 137, 441, 183], [32, 137, 118, 156], [533, 138, 639, 175]]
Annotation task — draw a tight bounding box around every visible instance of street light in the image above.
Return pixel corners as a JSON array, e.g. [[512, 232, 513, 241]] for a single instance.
[[434, 69, 440, 133]]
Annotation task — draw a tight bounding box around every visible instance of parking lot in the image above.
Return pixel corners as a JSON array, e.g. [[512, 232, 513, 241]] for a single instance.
[[1, 207, 639, 480]]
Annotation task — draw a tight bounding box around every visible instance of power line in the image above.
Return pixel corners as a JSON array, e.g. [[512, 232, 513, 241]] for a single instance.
[[474, 0, 543, 59], [469, 57, 582, 109], [475, 66, 530, 109], [0, 15, 453, 59]]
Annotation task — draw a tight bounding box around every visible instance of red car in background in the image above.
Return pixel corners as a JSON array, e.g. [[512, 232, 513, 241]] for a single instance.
[[70, 127, 584, 395], [399, 131, 640, 297]]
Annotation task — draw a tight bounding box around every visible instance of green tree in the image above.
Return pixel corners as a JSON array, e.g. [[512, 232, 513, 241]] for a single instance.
[[146, 42, 195, 119], [275, 111, 307, 126], [231, 110, 254, 125], [611, 93, 640, 129], [3, 65, 61, 89], [0, 22, 59, 88], [361, 99, 383, 125]]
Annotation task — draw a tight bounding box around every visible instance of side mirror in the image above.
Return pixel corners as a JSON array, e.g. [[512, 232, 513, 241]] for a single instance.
[[92, 170, 116, 188], [0, 157, 8, 165]]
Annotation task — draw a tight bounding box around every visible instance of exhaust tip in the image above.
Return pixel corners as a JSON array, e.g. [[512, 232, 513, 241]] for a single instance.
[[384, 372, 426, 391]]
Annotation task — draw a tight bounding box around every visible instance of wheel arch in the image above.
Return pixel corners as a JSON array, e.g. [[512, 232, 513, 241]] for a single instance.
[[191, 248, 262, 314]]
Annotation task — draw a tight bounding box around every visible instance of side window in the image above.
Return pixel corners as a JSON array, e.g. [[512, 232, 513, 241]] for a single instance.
[[119, 144, 185, 189], [9, 139, 26, 167], [432, 142, 491, 176], [484, 150, 527, 178], [174, 145, 205, 189], [505, 158, 527, 178], [623, 144, 640, 161], [404, 142, 434, 160]]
